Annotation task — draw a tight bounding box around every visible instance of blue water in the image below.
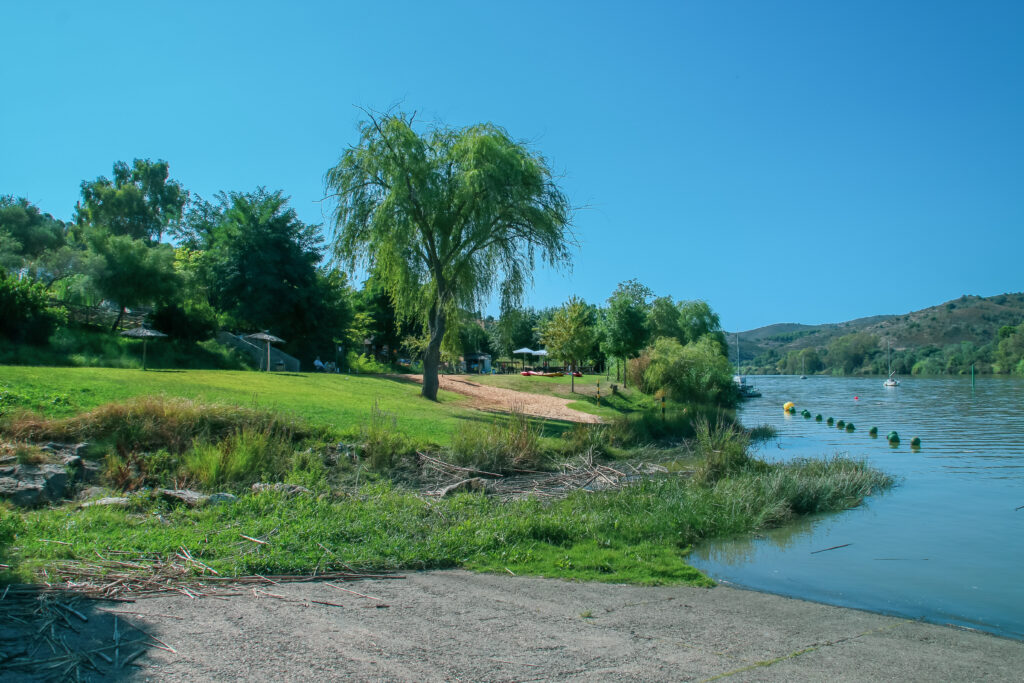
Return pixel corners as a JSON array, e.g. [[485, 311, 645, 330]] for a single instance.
[[688, 375, 1024, 639]]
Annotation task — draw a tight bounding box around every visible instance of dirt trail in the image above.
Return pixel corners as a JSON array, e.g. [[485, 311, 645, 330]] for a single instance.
[[407, 374, 602, 424]]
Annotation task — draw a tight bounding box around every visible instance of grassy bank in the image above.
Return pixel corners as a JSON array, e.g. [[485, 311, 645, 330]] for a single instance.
[[0, 368, 893, 588], [7, 455, 890, 587]]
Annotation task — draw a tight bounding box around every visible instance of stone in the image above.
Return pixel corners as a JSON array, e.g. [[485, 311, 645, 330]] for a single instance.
[[251, 482, 311, 496], [209, 492, 238, 505], [0, 464, 70, 507], [62, 454, 83, 468], [438, 477, 489, 497], [158, 488, 209, 507], [81, 496, 130, 508]]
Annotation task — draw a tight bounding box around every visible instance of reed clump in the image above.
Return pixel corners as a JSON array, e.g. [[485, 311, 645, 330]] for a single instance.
[[446, 404, 544, 473]]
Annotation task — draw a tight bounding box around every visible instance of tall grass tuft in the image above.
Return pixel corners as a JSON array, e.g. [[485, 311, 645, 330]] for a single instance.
[[183, 427, 295, 489], [447, 404, 545, 473], [692, 416, 755, 484], [360, 401, 412, 471]]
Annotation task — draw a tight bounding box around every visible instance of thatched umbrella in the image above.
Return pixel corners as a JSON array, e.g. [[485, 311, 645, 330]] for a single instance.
[[120, 326, 168, 371], [247, 331, 285, 371]]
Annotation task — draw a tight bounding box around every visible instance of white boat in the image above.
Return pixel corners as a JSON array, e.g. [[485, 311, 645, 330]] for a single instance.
[[883, 340, 899, 387], [800, 355, 807, 379]]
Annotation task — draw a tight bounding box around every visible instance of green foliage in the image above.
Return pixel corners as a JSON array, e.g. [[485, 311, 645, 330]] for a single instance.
[[540, 296, 598, 390], [196, 189, 351, 365], [76, 159, 188, 241], [0, 196, 67, 264], [152, 300, 218, 343], [86, 230, 179, 326], [346, 351, 393, 374], [488, 306, 539, 359], [634, 336, 737, 406], [0, 274, 66, 344], [325, 110, 573, 400], [602, 280, 651, 364]]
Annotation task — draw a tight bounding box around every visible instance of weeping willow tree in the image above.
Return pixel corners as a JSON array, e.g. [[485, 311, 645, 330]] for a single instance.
[[325, 111, 574, 400]]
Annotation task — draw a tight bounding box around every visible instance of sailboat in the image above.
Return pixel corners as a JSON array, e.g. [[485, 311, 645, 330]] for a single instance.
[[883, 340, 899, 387], [800, 356, 807, 379], [733, 334, 761, 397]]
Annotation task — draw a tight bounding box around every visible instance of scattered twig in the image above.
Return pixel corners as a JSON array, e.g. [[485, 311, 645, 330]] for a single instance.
[[39, 539, 72, 546], [326, 582, 383, 601], [811, 543, 851, 554], [240, 534, 268, 545]]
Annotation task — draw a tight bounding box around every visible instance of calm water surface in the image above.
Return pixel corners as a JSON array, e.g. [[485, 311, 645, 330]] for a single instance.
[[689, 375, 1024, 639]]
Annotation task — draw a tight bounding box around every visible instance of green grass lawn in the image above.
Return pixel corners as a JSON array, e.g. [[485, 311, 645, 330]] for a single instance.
[[0, 366, 499, 446]]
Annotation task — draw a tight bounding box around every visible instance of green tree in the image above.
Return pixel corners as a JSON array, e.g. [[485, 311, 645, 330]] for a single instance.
[[646, 295, 684, 343], [77, 159, 188, 242], [601, 279, 652, 385], [199, 189, 350, 365], [540, 295, 596, 392], [325, 111, 573, 400], [0, 196, 67, 262], [489, 306, 540, 360], [86, 231, 180, 330], [678, 299, 727, 352]]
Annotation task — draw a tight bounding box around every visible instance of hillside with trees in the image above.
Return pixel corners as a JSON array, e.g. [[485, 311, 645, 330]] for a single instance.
[[732, 293, 1024, 376]]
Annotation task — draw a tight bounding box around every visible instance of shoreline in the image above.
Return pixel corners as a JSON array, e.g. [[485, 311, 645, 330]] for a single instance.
[[6, 570, 1022, 681]]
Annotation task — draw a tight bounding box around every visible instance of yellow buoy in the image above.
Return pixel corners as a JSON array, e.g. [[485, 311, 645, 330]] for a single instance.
[[783, 401, 795, 411]]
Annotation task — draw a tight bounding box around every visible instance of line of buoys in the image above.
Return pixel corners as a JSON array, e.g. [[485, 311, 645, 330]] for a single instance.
[[784, 400, 919, 449]]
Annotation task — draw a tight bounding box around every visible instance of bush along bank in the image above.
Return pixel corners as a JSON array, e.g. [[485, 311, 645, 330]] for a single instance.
[[0, 397, 893, 588]]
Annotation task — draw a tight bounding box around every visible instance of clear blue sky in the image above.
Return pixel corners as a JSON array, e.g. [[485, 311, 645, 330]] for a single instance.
[[2, 1, 1022, 332]]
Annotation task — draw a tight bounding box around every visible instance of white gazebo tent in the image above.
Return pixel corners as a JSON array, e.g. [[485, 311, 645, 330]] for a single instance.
[[512, 347, 534, 372]]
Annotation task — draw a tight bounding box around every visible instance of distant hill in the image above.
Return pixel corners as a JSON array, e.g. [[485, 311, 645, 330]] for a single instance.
[[729, 293, 1024, 365]]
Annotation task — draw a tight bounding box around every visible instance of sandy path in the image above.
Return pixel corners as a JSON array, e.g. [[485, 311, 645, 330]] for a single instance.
[[406, 374, 601, 424], [7, 571, 1022, 681]]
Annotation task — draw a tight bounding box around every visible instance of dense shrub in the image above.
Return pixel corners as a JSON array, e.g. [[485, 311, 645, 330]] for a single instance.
[[632, 337, 737, 406], [0, 274, 65, 344], [152, 300, 218, 342]]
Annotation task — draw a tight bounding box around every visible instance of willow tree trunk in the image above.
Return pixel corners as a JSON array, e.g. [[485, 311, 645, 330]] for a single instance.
[[421, 304, 447, 401]]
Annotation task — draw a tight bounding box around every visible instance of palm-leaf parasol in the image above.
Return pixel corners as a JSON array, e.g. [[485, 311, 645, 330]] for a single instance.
[[120, 326, 168, 371], [247, 331, 285, 371]]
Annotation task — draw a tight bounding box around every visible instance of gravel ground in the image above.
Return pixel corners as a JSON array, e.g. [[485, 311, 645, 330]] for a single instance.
[[6, 570, 1023, 681]]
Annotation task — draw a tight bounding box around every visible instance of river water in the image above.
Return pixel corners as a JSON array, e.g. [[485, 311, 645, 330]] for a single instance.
[[688, 375, 1024, 640]]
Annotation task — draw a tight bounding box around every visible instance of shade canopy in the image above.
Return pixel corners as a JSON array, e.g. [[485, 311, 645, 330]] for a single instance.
[[512, 347, 534, 354], [247, 331, 285, 343], [120, 326, 168, 339], [533, 349, 548, 357]]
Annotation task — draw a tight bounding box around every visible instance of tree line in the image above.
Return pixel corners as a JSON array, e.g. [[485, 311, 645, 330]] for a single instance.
[[747, 326, 1024, 376], [2, 110, 738, 404]]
